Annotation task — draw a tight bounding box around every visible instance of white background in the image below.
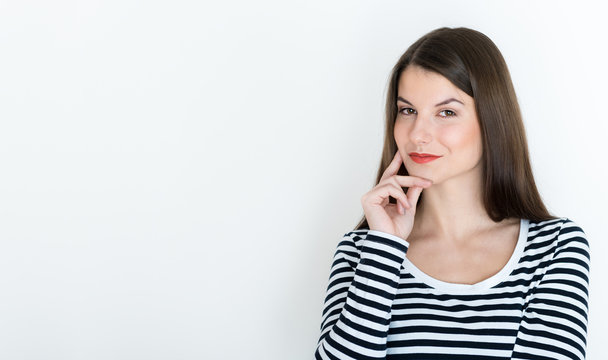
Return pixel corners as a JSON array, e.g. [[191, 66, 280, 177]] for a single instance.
[[0, 1, 606, 359]]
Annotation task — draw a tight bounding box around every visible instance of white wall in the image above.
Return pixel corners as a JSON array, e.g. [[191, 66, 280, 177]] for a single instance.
[[0, 0, 605, 359]]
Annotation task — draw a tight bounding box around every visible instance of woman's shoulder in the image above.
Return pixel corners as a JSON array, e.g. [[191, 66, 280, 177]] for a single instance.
[[527, 216, 587, 239], [338, 228, 375, 253], [526, 216, 589, 260]]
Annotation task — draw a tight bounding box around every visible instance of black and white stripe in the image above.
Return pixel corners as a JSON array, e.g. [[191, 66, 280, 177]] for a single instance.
[[315, 218, 590, 359]]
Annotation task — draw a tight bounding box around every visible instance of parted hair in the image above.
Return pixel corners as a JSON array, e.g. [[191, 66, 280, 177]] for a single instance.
[[355, 27, 555, 230]]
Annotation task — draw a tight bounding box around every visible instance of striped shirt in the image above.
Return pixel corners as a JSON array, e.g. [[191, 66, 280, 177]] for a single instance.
[[315, 217, 590, 359]]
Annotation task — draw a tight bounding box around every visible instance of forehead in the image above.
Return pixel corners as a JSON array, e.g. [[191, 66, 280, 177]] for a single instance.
[[397, 66, 470, 105]]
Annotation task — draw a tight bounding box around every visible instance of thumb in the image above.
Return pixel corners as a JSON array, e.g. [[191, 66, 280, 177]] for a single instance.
[[406, 186, 424, 209]]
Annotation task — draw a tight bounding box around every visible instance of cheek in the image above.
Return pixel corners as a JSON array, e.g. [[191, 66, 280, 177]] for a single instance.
[[440, 123, 482, 156], [393, 121, 408, 143], [393, 121, 405, 145]]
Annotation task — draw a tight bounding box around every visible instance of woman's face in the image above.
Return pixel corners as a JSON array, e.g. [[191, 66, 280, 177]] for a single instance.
[[394, 65, 482, 186]]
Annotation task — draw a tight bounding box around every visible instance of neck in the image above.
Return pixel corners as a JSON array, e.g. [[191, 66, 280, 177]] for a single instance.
[[413, 167, 496, 243]]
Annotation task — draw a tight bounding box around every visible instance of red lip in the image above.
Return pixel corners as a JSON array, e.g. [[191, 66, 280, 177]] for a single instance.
[[409, 152, 442, 164]]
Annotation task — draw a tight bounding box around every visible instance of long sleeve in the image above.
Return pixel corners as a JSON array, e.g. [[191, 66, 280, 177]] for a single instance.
[[511, 219, 590, 359], [315, 229, 409, 360]]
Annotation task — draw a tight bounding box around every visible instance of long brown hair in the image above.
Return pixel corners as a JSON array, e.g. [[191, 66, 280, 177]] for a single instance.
[[355, 27, 555, 230]]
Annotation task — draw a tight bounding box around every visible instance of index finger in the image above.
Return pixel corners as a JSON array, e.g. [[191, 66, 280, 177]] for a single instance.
[[380, 151, 403, 182]]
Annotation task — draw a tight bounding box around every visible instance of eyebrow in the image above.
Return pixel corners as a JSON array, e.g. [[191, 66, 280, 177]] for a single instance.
[[397, 96, 464, 107]]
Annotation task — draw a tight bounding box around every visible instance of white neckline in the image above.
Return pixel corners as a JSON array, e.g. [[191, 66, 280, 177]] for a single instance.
[[402, 218, 529, 294]]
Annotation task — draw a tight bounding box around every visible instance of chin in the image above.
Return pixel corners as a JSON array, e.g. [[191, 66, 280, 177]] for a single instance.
[[405, 166, 432, 179]]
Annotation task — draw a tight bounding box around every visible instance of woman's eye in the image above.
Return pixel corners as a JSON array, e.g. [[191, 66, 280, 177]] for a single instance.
[[439, 110, 456, 117], [399, 108, 416, 115]]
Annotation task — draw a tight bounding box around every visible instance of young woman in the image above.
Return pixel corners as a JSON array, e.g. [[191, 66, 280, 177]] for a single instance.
[[315, 27, 590, 359]]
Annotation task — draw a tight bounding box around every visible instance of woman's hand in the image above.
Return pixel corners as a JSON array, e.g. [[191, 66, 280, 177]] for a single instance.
[[361, 151, 432, 240]]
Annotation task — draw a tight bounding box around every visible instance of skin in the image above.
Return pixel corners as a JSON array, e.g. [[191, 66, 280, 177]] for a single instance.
[[361, 65, 520, 284], [394, 65, 482, 193]]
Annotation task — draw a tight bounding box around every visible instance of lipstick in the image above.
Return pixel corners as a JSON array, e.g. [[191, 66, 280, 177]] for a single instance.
[[409, 152, 442, 164]]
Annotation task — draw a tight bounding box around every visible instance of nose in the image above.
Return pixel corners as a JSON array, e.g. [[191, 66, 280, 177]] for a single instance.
[[409, 115, 432, 146]]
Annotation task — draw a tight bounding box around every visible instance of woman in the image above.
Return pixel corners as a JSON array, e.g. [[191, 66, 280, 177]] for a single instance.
[[315, 27, 590, 359]]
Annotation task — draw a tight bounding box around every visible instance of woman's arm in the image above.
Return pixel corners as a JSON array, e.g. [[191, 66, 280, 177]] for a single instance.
[[511, 219, 590, 360], [315, 229, 408, 360]]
